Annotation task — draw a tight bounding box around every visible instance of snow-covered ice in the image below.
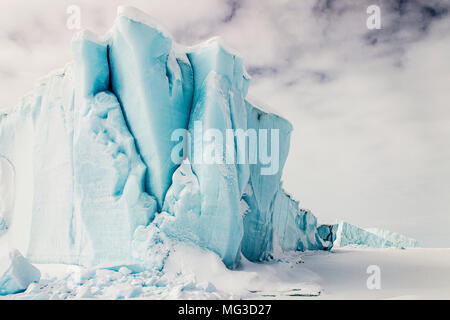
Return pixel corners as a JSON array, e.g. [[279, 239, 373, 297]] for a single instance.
[[1, 246, 448, 300]]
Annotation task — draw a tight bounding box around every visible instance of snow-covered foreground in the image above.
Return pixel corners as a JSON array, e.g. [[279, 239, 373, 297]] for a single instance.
[[303, 248, 450, 299], [1, 246, 448, 300]]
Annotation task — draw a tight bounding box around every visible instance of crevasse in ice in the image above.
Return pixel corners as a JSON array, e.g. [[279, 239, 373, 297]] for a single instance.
[[0, 7, 333, 271]]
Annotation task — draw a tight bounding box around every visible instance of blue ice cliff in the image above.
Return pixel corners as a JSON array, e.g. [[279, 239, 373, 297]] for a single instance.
[[0, 249, 40, 296], [332, 221, 419, 248], [0, 6, 344, 278]]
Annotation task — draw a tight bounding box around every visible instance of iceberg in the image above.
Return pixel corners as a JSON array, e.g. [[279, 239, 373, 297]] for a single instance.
[[108, 8, 194, 209], [334, 221, 419, 248], [364, 227, 419, 248], [272, 191, 332, 252], [0, 6, 331, 273]]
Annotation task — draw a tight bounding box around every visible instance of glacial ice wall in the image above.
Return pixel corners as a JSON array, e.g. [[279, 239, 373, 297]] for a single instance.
[[0, 7, 330, 269], [334, 221, 419, 248], [0, 249, 41, 296], [109, 10, 194, 209]]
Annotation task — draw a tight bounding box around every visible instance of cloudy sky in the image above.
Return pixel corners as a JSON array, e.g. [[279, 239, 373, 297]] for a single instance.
[[1, 0, 449, 247]]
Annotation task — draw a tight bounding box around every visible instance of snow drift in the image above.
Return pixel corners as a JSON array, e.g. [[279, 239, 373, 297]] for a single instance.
[[0, 249, 40, 296]]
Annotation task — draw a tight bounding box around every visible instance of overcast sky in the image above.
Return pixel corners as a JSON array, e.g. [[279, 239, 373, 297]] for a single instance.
[[1, 0, 449, 247]]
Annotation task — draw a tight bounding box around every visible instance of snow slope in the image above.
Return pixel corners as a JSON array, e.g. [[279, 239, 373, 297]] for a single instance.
[[303, 248, 450, 299], [1, 247, 448, 300]]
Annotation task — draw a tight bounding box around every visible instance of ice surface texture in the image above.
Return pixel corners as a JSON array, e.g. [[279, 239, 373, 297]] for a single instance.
[[364, 227, 419, 248], [0, 7, 330, 270]]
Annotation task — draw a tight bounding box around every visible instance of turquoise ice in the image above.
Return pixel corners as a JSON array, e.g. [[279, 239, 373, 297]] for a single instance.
[[0, 7, 339, 276], [109, 9, 193, 209], [334, 221, 419, 248]]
